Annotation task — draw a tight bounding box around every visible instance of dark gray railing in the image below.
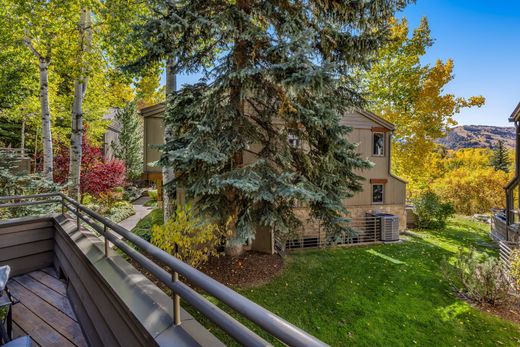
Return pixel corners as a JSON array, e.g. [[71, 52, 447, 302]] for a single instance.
[[0, 193, 328, 347]]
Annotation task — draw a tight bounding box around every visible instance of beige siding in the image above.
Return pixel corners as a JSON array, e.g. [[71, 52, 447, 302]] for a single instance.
[[103, 126, 120, 161], [345, 113, 406, 210], [341, 111, 379, 129], [143, 116, 165, 173]]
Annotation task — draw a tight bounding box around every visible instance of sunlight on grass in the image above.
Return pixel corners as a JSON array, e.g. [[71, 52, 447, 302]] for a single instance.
[[366, 249, 405, 264], [437, 301, 471, 322], [185, 216, 519, 346]]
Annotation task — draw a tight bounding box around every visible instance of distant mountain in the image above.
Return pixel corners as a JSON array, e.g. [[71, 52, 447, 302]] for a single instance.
[[437, 125, 516, 150]]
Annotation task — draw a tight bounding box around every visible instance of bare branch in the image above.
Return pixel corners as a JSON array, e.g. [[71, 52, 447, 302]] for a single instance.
[[22, 37, 42, 59]]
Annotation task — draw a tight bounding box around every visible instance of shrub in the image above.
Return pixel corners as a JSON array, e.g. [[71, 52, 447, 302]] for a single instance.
[[132, 208, 164, 242], [53, 130, 126, 200], [97, 191, 124, 213], [151, 205, 228, 268], [509, 249, 520, 290], [446, 248, 511, 306], [123, 186, 143, 201], [0, 151, 61, 219], [148, 189, 158, 201], [414, 191, 455, 229], [431, 167, 510, 215], [105, 201, 135, 223]]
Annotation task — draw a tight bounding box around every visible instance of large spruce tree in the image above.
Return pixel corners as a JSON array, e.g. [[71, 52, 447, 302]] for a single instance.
[[134, 0, 411, 243]]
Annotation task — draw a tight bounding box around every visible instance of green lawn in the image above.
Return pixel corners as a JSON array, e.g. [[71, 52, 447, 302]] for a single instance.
[[185, 217, 520, 346]]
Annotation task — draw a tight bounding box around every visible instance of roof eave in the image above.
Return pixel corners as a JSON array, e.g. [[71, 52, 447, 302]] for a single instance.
[[356, 109, 396, 131], [509, 102, 520, 122]]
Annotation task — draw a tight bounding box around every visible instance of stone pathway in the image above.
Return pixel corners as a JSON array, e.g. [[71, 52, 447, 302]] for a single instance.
[[118, 196, 154, 231]]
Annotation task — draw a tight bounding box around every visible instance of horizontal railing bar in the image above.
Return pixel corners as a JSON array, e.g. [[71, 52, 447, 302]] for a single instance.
[[68, 204, 271, 346], [0, 199, 61, 209], [0, 193, 327, 347], [172, 281, 271, 347], [62, 194, 326, 347], [0, 193, 60, 201]]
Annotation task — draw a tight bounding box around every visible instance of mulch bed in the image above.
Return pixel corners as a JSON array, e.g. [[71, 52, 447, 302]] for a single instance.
[[128, 251, 285, 294], [477, 302, 520, 325], [199, 251, 285, 288]]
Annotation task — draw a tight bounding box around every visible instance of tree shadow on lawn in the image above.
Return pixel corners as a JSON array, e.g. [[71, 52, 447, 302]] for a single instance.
[[276, 237, 519, 346], [188, 232, 520, 346]]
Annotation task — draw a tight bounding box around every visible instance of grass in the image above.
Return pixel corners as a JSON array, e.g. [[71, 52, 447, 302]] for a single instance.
[[184, 216, 520, 346], [131, 208, 163, 242]]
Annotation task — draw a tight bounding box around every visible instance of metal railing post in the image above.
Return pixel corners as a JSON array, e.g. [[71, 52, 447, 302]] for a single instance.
[[104, 225, 109, 257], [173, 271, 181, 326], [76, 202, 80, 231], [0, 193, 328, 346]]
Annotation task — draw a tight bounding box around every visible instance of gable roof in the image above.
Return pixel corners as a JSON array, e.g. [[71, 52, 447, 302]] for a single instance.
[[356, 109, 396, 131], [139, 103, 397, 131], [509, 102, 520, 122]]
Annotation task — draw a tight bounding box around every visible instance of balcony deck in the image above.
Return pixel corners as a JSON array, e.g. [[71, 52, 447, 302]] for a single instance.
[[9, 267, 87, 347]]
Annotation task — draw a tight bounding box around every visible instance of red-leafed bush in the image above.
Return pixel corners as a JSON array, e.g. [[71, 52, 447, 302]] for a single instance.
[[82, 160, 126, 197], [53, 129, 126, 199]]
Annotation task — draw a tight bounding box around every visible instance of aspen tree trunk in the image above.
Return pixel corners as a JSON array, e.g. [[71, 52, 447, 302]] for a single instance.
[[68, 9, 91, 201], [39, 58, 54, 180], [163, 56, 176, 222], [20, 117, 25, 156]]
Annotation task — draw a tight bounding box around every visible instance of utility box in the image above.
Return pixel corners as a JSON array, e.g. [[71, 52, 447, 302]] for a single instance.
[[366, 212, 400, 242]]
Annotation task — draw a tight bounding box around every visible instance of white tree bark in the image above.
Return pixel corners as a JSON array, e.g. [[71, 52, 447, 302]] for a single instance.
[[39, 58, 54, 180], [163, 57, 176, 222], [20, 116, 25, 156], [23, 37, 54, 180], [68, 9, 91, 200]]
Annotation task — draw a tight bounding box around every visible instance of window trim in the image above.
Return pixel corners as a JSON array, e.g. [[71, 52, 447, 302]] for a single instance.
[[372, 132, 385, 157], [372, 183, 385, 204]]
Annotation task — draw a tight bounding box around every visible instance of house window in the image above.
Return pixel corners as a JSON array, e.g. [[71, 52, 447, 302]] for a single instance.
[[373, 132, 385, 156], [372, 184, 384, 204], [288, 133, 301, 148]]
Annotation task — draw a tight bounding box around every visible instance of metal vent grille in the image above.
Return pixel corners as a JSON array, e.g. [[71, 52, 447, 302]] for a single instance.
[[381, 216, 400, 241]]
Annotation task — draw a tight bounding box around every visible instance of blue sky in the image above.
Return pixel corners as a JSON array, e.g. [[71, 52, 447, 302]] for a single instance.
[[177, 1, 520, 127], [399, 0, 520, 127]]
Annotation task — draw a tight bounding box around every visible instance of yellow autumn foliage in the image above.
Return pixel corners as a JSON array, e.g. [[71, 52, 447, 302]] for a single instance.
[[363, 17, 485, 198], [151, 204, 228, 269], [428, 149, 513, 215]]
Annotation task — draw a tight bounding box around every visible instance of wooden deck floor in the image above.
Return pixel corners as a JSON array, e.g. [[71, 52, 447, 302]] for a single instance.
[[8, 268, 87, 347]]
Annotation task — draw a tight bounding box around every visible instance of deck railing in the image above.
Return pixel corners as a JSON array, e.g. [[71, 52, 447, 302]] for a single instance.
[[0, 193, 328, 347], [491, 212, 508, 241], [0, 148, 28, 158]]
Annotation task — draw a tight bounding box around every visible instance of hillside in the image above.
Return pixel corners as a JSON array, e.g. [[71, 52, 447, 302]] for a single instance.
[[437, 125, 515, 150]]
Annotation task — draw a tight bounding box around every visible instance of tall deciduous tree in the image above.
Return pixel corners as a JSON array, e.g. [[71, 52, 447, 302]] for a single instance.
[[362, 17, 485, 195], [69, 7, 93, 200], [491, 140, 511, 173], [3, 1, 75, 179], [132, 1, 411, 243]]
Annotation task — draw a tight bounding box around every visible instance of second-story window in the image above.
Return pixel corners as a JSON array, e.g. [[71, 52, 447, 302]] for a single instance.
[[373, 132, 385, 156]]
